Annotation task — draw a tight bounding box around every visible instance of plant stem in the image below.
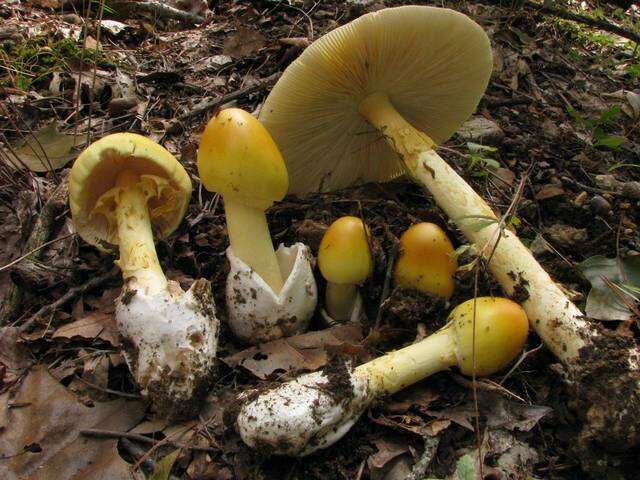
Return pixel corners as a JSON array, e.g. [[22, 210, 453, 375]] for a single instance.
[[325, 282, 358, 321]]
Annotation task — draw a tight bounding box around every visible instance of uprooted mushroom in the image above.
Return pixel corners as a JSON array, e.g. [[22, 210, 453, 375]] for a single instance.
[[258, 5, 640, 450], [69, 133, 219, 419], [237, 297, 529, 456]]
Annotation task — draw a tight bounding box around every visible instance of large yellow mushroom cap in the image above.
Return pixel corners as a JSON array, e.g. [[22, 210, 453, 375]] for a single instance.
[[197, 108, 289, 209], [69, 133, 192, 249], [318, 216, 372, 284], [259, 6, 493, 194], [450, 297, 529, 376], [394, 223, 457, 298]]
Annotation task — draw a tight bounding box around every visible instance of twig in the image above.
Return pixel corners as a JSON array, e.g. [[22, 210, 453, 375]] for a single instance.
[[80, 429, 216, 452], [76, 376, 142, 399], [560, 176, 622, 197], [19, 267, 120, 332], [451, 374, 526, 403], [499, 343, 544, 385], [176, 72, 280, 122], [520, 0, 640, 45], [0, 233, 75, 273], [373, 229, 400, 331]]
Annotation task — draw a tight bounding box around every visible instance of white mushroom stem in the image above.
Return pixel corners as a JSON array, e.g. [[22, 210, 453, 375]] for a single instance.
[[359, 92, 589, 364], [354, 325, 457, 395], [325, 282, 359, 321], [115, 170, 167, 295], [224, 196, 284, 294]]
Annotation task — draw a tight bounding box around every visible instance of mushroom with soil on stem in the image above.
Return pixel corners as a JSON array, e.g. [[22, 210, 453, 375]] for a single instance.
[[69, 132, 219, 419], [258, 5, 640, 450], [237, 296, 529, 456], [394, 222, 457, 299], [197, 108, 317, 344], [318, 216, 372, 324]]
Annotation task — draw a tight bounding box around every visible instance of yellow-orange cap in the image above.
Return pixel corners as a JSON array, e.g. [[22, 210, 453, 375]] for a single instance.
[[318, 216, 372, 284], [450, 297, 529, 376], [197, 108, 289, 210], [394, 223, 457, 298], [69, 133, 191, 249]]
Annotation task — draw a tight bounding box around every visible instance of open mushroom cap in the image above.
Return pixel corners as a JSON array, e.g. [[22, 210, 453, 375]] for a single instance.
[[318, 216, 372, 284], [259, 6, 493, 194], [394, 223, 457, 298], [450, 297, 529, 376], [69, 133, 191, 249], [197, 108, 288, 209]]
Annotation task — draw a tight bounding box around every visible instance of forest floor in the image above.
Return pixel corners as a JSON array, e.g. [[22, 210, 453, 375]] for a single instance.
[[1, 0, 640, 479]]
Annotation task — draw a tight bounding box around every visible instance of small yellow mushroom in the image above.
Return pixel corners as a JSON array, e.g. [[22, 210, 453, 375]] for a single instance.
[[318, 216, 372, 322], [394, 222, 457, 299]]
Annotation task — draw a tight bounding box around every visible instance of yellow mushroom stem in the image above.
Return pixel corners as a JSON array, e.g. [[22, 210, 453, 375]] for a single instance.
[[114, 170, 167, 295], [358, 92, 588, 364], [325, 282, 358, 321], [355, 325, 457, 395], [223, 197, 284, 294]]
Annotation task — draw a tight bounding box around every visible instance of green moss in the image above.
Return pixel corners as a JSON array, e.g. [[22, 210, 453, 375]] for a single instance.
[[0, 35, 116, 90]]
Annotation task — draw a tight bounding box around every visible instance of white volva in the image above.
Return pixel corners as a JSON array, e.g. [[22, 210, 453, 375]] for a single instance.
[[237, 369, 372, 456], [116, 278, 219, 406], [226, 243, 318, 343], [320, 293, 364, 326]]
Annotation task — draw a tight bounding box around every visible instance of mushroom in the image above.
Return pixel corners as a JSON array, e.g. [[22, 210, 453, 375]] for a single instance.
[[197, 108, 317, 343], [237, 297, 529, 456], [259, 6, 640, 448], [318, 216, 372, 323], [69, 133, 219, 418], [394, 222, 457, 299]]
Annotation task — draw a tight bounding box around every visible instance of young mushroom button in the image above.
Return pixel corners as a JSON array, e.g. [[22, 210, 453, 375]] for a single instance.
[[318, 216, 372, 323], [69, 133, 219, 419], [394, 223, 457, 299], [197, 108, 317, 344], [237, 296, 529, 456], [257, 7, 640, 450]]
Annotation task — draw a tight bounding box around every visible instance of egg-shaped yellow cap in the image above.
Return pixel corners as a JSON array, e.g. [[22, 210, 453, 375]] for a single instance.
[[69, 133, 191, 249], [394, 223, 457, 298], [197, 108, 289, 210], [450, 297, 529, 376], [318, 216, 372, 284]]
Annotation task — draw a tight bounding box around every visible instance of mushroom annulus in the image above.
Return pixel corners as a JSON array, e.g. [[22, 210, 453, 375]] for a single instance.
[[394, 222, 457, 299], [237, 297, 529, 456], [197, 108, 317, 343], [258, 5, 640, 448], [318, 216, 372, 323], [69, 133, 219, 419]]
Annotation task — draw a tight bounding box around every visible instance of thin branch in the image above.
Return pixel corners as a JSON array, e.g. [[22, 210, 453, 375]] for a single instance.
[[80, 429, 216, 452], [19, 267, 120, 332], [0, 233, 76, 273], [176, 72, 280, 122], [521, 0, 640, 45]]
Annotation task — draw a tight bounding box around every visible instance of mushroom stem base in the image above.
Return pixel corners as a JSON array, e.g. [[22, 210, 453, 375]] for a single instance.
[[325, 282, 358, 322], [359, 92, 589, 365], [115, 170, 166, 295], [224, 197, 284, 294], [355, 326, 457, 396]]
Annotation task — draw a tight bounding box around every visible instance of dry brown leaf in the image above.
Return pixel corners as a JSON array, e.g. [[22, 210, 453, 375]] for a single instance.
[[222, 324, 362, 379], [368, 437, 410, 472], [11, 123, 79, 172], [52, 312, 120, 346], [535, 184, 565, 201], [0, 365, 145, 479], [223, 27, 266, 58]]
